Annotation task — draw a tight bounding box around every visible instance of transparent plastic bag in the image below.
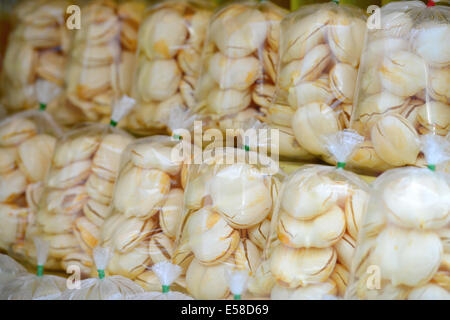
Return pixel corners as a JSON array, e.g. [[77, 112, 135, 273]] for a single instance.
[[0, 253, 27, 286], [20, 98, 135, 275], [349, 1, 450, 174], [127, 261, 193, 300], [193, 1, 288, 138], [0, 0, 69, 113], [267, 2, 366, 161], [0, 110, 62, 258], [60, 246, 144, 299], [347, 135, 450, 300], [263, 131, 370, 299], [175, 147, 281, 299], [125, 0, 215, 136], [0, 238, 66, 300], [99, 135, 195, 293], [60, 0, 145, 125]]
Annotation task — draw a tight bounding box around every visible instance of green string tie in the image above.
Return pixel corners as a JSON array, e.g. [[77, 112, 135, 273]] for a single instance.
[[173, 134, 182, 141], [427, 164, 436, 172], [234, 294, 242, 300], [109, 120, 118, 127], [97, 269, 105, 280], [39, 103, 46, 111], [162, 285, 170, 293], [337, 162, 346, 169], [36, 265, 44, 277], [244, 145, 250, 152]]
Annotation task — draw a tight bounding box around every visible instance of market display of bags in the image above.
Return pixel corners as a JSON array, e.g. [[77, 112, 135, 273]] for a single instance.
[[259, 131, 370, 299], [99, 135, 194, 291], [346, 135, 450, 300], [125, 0, 215, 136], [0, 0, 448, 302], [262, 2, 366, 161], [0, 0, 69, 113], [193, 0, 288, 136], [349, 1, 450, 173], [174, 147, 281, 299], [0, 110, 62, 256], [61, 0, 145, 125], [18, 100, 135, 275]]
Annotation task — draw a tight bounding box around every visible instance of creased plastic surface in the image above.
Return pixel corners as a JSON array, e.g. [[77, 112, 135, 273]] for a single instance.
[[324, 130, 364, 164], [59, 246, 144, 300], [0, 237, 66, 300], [0, 273, 66, 300], [0, 254, 27, 286]]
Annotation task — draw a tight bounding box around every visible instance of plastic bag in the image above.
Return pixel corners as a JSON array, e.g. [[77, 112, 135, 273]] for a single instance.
[[98, 135, 194, 293], [0, 0, 69, 113], [193, 1, 288, 138], [346, 135, 450, 300], [127, 261, 193, 300], [60, 246, 144, 299], [265, 2, 366, 161], [20, 97, 135, 275], [0, 254, 27, 286], [349, 1, 450, 174], [0, 110, 62, 257], [124, 0, 215, 136], [60, 0, 145, 125], [0, 238, 66, 300], [174, 147, 281, 299], [263, 130, 370, 299]]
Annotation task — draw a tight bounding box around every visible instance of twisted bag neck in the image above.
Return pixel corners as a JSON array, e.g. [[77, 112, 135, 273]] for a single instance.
[[337, 162, 346, 169], [97, 269, 105, 280], [36, 265, 44, 277]]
